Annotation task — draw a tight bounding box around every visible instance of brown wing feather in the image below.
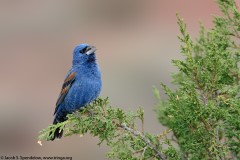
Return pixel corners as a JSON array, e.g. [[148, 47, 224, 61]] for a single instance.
[[54, 72, 76, 115]]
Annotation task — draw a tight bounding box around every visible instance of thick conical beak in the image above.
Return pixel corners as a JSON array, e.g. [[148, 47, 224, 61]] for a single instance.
[[85, 46, 97, 55]]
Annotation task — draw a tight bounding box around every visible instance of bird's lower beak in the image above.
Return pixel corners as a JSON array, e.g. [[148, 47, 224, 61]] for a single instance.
[[86, 46, 97, 55]]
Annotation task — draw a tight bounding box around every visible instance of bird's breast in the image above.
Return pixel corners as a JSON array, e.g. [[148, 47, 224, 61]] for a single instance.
[[63, 75, 101, 113]]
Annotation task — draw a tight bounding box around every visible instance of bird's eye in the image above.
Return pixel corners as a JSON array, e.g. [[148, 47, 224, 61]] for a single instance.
[[79, 47, 88, 54]]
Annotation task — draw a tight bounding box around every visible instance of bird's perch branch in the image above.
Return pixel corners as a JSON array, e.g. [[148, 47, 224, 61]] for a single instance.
[[38, 98, 173, 159]]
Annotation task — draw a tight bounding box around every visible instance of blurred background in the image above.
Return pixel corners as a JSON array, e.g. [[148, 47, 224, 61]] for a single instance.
[[0, 0, 222, 159]]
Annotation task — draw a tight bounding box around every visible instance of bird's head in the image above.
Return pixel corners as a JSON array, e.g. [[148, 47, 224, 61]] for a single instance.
[[72, 44, 97, 65]]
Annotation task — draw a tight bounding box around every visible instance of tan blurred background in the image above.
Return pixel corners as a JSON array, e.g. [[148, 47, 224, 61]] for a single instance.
[[0, 0, 221, 159]]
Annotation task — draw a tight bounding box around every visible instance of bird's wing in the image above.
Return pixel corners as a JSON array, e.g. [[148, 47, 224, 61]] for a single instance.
[[54, 71, 76, 115]]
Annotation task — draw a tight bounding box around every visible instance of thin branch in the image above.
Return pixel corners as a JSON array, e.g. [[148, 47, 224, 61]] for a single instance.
[[133, 147, 146, 155], [118, 123, 167, 160], [225, 5, 240, 39], [141, 117, 144, 133], [141, 146, 148, 160]]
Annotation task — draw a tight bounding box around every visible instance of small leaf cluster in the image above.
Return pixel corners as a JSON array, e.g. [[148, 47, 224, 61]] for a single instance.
[[156, 0, 240, 159]]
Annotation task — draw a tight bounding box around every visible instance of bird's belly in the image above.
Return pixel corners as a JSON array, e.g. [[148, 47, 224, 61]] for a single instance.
[[63, 79, 101, 113]]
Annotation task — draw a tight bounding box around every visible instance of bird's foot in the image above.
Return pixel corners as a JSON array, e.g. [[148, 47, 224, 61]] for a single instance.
[[73, 112, 81, 118]]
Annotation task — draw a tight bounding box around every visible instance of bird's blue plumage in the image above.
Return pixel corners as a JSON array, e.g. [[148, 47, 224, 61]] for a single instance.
[[50, 44, 102, 140]]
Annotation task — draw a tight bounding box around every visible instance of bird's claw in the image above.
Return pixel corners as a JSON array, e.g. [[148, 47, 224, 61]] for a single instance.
[[73, 112, 81, 118]]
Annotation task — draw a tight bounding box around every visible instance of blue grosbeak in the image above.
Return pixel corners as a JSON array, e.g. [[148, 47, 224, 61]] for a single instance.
[[50, 44, 102, 141]]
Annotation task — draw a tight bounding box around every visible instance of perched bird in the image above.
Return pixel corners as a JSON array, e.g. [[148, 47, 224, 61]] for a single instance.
[[50, 44, 102, 141]]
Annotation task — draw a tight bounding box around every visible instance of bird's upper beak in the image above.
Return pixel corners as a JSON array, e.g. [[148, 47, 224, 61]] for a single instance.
[[85, 46, 97, 55]]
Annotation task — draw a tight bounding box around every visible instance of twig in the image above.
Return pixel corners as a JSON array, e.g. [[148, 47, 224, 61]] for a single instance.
[[141, 117, 144, 133], [118, 123, 167, 160], [229, 33, 240, 39], [133, 147, 146, 155], [140, 146, 148, 160]]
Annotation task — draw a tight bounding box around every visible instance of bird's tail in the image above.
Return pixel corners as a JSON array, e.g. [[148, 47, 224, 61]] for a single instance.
[[49, 117, 64, 141]]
